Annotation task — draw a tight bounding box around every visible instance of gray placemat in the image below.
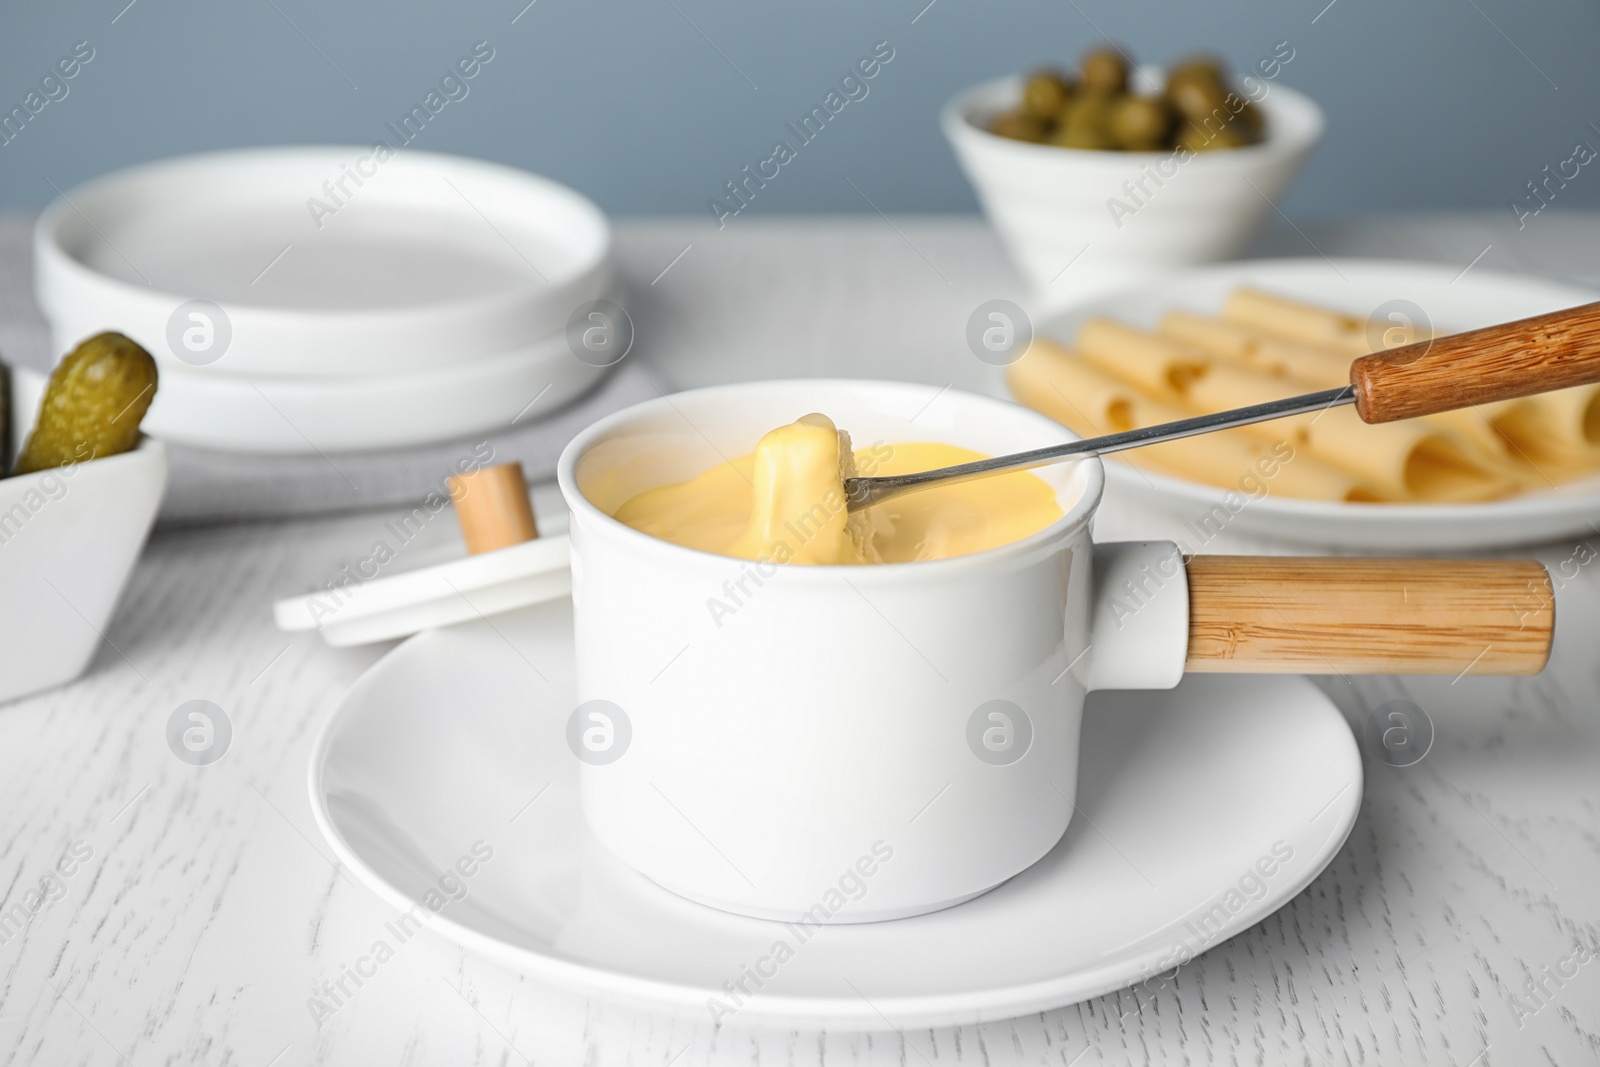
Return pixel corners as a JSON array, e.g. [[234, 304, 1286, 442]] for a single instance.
[[0, 213, 661, 524]]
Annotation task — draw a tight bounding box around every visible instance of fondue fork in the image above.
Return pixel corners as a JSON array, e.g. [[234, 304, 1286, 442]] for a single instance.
[[845, 301, 1600, 511]]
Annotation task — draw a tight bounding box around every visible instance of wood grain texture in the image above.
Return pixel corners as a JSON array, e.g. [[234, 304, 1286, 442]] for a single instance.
[[448, 462, 539, 554], [3, 217, 1600, 1067], [1185, 555, 1554, 674], [1352, 300, 1600, 423]]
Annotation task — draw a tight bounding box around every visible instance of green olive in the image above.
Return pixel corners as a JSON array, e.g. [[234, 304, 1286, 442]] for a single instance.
[[1165, 55, 1228, 89], [999, 48, 1266, 154], [1050, 92, 1118, 149], [1079, 47, 1128, 94], [1177, 118, 1253, 152], [1049, 125, 1118, 150], [1166, 74, 1229, 123], [14, 332, 158, 475], [1020, 71, 1073, 119], [1107, 96, 1173, 150], [990, 110, 1050, 142], [1062, 92, 1117, 131], [1233, 98, 1265, 136]]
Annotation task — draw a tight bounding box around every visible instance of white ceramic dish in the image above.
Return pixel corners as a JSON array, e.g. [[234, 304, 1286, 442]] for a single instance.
[[944, 72, 1323, 300], [0, 371, 167, 704], [126, 328, 608, 454], [1023, 258, 1600, 550], [35, 147, 611, 377], [308, 598, 1362, 1029]]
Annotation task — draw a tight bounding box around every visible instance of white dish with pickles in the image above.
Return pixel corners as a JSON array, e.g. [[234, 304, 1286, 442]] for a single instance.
[[0, 336, 166, 704], [1010, 258, 1600, 550]]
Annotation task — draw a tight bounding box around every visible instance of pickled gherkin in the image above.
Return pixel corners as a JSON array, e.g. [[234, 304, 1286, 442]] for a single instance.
[[14, 332, 158, 474]]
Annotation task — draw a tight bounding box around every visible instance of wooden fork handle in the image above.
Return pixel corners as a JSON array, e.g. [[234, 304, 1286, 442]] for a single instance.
[[1351, 300, 1600, 423], [1185, 556, 1554, 675]]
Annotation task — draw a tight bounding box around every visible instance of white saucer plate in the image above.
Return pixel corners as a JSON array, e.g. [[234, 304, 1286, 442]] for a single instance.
[[151, 327, 608, 454], [34, 325, 609, 455], [1027, 259, 1600, 550], [309, 598, 1362, 1029]]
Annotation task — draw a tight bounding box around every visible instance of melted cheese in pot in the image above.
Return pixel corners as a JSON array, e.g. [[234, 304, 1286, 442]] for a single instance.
[[611, 415, 1065, 564]]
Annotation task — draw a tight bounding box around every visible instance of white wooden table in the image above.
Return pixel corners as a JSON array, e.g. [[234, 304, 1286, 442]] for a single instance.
[[4, 213, 1600, 1066]]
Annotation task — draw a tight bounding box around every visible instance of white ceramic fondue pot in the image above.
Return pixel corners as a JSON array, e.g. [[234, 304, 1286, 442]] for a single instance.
[[556, 380, 1553, 922]]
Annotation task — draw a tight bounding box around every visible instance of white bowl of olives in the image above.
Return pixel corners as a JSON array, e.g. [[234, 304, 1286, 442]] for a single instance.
[[943, 47, 1324, 303]]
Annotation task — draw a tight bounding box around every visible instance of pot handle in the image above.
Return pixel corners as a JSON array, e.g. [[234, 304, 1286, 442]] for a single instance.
[[1184, 555, 1553, 675], [1086, 543, 1555, 688], [1086, 542, 1191, 691]]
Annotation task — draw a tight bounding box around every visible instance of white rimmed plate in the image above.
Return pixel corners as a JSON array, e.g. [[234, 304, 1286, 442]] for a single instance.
[[307, 597, 1362, 1030], [34, 147, 611, 378], [1025, 259, 1600, 549]]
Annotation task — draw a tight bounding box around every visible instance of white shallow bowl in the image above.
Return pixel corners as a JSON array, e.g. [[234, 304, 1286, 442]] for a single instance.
[[129, 327, 608, 454], [1024, 258, 1600, 550], [35, 147, 612, 378], [308, 598, 1361, 1029], [944, 72, 1323, 300], [0, 372, 166, 704]]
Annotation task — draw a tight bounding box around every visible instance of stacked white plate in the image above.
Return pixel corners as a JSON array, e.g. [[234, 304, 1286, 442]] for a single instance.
[[34, 148, 618, 453]]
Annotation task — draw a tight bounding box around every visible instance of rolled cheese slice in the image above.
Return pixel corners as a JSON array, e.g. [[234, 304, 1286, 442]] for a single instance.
[[1161, 310, 1516, 470], [1221, 287, 1381, 356], [1182, 361, 1322, 442], [1218, 290, 1547, 432], [1074, 317, 1203, 399], [1490, 385, 1600, 466], [1082, 318, 1319, 441], [1303, 405, 1517, 502], [1077, 320, 1512, 500], [1007, 339, 1386, 501], [1161, 310, 1350, 386], [1181, 367, 1510, 501]]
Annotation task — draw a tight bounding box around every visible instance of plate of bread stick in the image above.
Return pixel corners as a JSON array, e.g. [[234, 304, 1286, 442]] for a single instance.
[[1007, 258, 1600, 548]]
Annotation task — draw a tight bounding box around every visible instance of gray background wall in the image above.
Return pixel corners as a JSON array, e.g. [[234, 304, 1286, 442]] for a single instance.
[[1, 0, 1597, 221]]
